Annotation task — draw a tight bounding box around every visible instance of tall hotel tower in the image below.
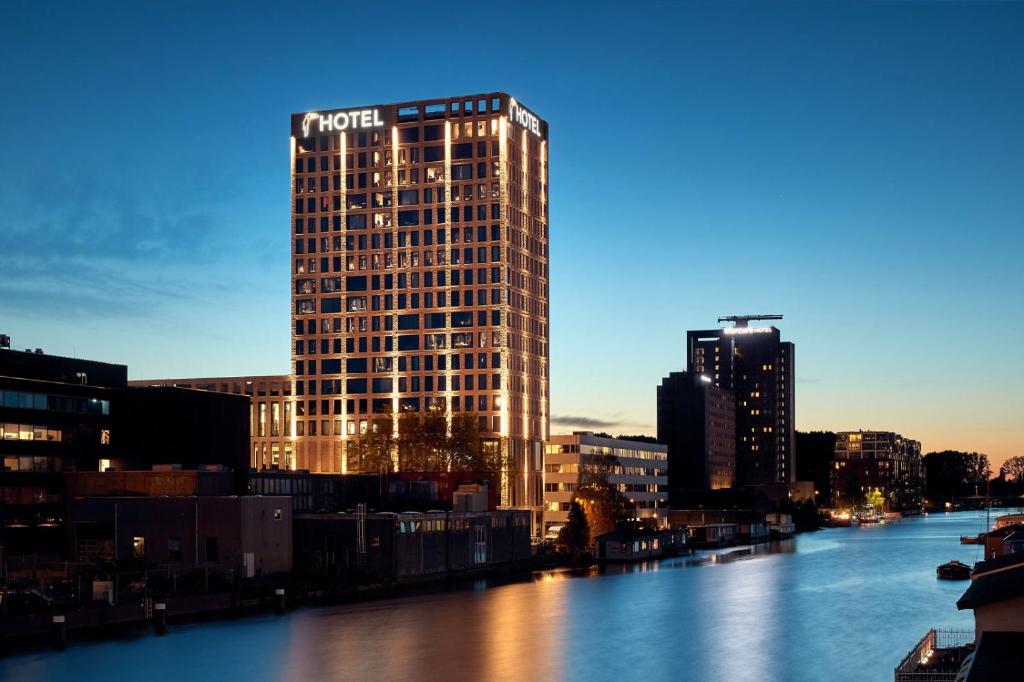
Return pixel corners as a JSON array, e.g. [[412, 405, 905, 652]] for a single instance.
[[289, 93, 549, 510], [687, 317, 795, 486]]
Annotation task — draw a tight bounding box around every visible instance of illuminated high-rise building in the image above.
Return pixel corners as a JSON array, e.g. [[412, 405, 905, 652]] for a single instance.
[[289, 93, 549, 514], [687, 317, 794, 486]]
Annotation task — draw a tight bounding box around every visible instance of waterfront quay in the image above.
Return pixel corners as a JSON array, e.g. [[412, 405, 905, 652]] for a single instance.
[[0, 511, 995, 682]]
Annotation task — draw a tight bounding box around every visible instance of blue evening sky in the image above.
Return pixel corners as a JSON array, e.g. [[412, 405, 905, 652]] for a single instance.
[[1, 1, 1021, 464]]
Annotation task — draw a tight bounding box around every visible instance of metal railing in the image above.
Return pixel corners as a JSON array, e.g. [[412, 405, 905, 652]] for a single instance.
[[895, 629, 974, 682]]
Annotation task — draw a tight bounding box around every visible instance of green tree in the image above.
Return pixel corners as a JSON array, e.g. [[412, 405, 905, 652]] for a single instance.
[[451, 414, 502, 472], [999, 456, 1024, 482], [354, 411, 396, 474], [397, 410, 447, 470], [575, 455, 633, 546], [394, 411, 500, 473], [557, 500, 590, 555], [865, 489, 885, 511], [923, 451, 994, 504]]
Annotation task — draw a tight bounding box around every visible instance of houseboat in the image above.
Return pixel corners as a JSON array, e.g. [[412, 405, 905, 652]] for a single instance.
[[687, 523, 738, 548], [596, 529, 688, 562]]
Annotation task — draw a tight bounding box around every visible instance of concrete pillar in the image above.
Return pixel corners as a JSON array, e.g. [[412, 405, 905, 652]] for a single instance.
[[274, 588, 286, 615], [51, 615, 66, 651], [153, 602, 167, 635]]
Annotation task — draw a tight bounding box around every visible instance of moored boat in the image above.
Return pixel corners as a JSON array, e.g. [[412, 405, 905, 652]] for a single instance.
[[936, 560, 971, 580], [959, 533, 985, 545]]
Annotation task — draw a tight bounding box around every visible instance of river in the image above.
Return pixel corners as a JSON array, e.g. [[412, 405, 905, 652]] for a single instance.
[[1, 509, 1005, 681]]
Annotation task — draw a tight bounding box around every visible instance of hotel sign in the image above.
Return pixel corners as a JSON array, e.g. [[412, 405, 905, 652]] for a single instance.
[[293, 106, 391, 138], [508, 97, 543, 138], [298, 108, 386, 137], [723, 327, 774, 335]]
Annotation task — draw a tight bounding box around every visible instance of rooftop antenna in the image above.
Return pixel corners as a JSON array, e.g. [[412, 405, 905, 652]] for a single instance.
[[718, 314, 783, 328]]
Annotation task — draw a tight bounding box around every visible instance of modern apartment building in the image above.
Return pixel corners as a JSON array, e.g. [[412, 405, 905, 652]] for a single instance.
[[127, 376, 292, 470], [543, 433, 668, 534], [289, 93, 549, 512], [687, 318, 794, 486], [657, 371, 736, 499], [832, 430, 923, 511]]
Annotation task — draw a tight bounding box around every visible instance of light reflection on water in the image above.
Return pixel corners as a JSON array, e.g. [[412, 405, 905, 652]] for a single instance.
[[1, 510, 1010, 682]]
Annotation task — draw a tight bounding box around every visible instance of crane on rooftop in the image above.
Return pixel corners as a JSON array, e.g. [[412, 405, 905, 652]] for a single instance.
[[718, 314, 783, 328]]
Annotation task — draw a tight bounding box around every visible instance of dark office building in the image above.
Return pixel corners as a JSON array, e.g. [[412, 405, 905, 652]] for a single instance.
[[1, 344, 251, 561], [1, 348, 123, 474], [1, 346, 249, 475], [687, 318, 795, 486], [657, 371, 736, 501]]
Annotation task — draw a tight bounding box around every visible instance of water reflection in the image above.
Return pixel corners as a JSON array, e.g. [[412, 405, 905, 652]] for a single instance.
[[3, 511, 1013, 682]]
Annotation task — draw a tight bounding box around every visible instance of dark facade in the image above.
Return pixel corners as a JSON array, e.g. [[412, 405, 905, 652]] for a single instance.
[[657, 371, 735, 500], [2, 347, 251, 563], [289, 93, 549, 517], [70, 496, 292, 576], [113, 386, 250, 477], [0, 348, 126, 389], [687, 323, 795, 486], [293, 509, 530, 582], [129, 375, 293, 471], [795, 430, 836, 507], [832, 430, 923, 511], [1, 349, 249, 476]]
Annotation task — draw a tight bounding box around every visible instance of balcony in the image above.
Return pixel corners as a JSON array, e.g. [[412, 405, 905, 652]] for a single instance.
[[894, 629, 974, 682]]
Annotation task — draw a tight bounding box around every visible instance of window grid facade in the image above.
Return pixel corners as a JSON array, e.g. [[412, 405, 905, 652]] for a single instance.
[[289, 93, 548, 511]]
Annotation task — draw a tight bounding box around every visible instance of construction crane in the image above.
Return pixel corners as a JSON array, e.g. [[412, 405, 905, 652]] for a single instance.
[[718, 314, 783, 328]]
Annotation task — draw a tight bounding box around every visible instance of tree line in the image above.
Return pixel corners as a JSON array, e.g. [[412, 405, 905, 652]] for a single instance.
[[349, 410, 502, 474]]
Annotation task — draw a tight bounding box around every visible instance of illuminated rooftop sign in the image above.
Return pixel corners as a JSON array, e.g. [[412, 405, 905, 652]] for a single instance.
[[301, 109, 385, 137], [508, 97, 541, 137], [723, 326, 774, 335]]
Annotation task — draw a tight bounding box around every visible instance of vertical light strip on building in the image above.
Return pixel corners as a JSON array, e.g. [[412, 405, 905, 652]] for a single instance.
[[520, 127, 530, 503], [520, 128, 529, 445], [497, 114, 511, 507], [443, 120, 453, 433], [289, 135, 299, 470], [339, 131, 348, 474], [539, 138, 548, 442], [390, 125, 400, 470]]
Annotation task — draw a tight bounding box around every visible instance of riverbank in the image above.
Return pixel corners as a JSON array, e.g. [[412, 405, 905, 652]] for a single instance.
[[0, 556, 554, 655], [2, 511, 995, 682]]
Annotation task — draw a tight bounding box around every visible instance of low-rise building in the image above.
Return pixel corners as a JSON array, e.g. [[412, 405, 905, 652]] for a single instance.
[[832, 430, 923, 512], [69, 496, 292, 577], [293, 509, 530, 582], [543, 433, 668, 535]]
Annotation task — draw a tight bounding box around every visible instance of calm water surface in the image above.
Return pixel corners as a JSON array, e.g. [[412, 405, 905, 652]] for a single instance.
[[2, 510, 1004, 682]]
